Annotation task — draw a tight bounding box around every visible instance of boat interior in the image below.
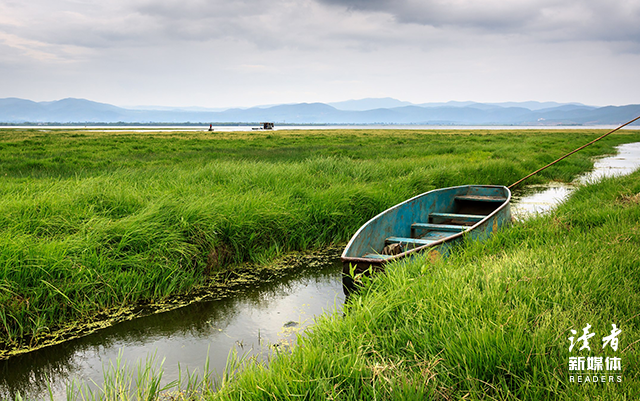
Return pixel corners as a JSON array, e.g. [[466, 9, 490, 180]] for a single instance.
[[364, 192, 508, 259]]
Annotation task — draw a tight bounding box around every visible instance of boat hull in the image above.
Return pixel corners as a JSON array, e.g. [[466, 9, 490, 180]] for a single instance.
[[341, 185, 511, 278]]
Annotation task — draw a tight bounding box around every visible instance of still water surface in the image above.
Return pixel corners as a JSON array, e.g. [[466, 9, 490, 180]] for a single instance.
[[2, 142, 640, 400], [1, 259, 345, 399], [2, 125, 636, 132], [511, 142, 640, 218]]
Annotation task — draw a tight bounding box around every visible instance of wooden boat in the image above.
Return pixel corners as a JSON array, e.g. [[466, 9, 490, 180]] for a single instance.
[[341, 185, 511, 279], [338, 117, 640, 295]]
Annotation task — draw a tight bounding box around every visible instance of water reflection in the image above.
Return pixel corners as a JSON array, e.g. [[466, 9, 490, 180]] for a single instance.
[[511, 184, 574, 218], [579, 142, 640, 183], [511, 142, 640, 219], [0, 257, 344, 400]]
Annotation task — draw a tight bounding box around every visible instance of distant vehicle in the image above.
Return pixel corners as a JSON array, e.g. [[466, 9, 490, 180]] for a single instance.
[[252, 122, 274, 130]]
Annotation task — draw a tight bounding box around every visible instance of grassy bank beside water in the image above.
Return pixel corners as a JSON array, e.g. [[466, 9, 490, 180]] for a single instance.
[[1, 128, 639, 357], [207, 171, 640, 400]]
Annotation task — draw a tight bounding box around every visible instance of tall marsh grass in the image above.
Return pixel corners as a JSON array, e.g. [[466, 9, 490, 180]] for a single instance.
[[209, 170, 640, 400], [1, 128, 639, 354]]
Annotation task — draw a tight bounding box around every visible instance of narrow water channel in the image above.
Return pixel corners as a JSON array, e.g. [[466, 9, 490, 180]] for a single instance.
[[2, 142, 639, 401], [1, 258, 345, 400], [511, 142, 640, 219]]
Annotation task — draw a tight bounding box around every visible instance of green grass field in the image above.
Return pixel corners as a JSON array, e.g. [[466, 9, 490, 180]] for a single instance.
[[207, 168, 640, 401], [1, 128, 639, 359]]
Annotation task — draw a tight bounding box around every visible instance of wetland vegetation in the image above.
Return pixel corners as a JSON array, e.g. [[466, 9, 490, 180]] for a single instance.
[[1, 127, 639, 374], [208, 167, 640, 401], [17, 164, 639, 401]]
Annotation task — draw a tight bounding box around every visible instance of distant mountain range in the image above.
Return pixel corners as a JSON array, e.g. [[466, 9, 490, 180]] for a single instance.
[[1, 97, 639, 126]]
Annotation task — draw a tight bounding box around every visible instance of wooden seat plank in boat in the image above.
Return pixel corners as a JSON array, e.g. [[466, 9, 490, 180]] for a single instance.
[[411, 222, 466, 232], [419, 230, 457, 241], [454, 195, 508, 202], [429, 212, 485, 225], [385, 237, 439, 246]]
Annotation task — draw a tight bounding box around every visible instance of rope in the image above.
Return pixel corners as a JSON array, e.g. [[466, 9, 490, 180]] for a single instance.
[[508, 115, 640, 189]]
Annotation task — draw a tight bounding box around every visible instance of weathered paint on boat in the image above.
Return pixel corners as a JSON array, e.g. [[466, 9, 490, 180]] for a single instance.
[[341, 185, 511, 278]]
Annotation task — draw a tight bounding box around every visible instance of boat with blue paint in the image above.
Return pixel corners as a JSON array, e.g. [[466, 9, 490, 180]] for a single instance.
[[340, 117, 640, 289], [341, 185, 511, 277]]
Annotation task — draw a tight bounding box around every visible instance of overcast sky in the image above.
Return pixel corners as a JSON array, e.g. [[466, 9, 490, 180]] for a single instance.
[[1, 0, 639, 108]]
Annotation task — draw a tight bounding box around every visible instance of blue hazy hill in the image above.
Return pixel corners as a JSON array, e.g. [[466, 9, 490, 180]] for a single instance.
[[0, 97, 637, 125]]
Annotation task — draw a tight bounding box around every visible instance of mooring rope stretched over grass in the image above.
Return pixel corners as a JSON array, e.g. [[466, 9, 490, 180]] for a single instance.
[[508, 114, 640, 189]]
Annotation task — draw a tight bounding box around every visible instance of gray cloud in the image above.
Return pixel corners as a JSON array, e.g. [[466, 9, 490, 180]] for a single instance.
[[3, 0, 639, 56], [134, 0, 271, 19], [316, 0, 640, 43], [1, 0, 639, 108], [1, 0, 365, 52]]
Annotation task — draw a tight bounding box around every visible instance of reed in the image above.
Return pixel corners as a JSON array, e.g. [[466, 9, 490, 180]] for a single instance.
[[56, 347, 254, 401], [1, 128, 639, 355]]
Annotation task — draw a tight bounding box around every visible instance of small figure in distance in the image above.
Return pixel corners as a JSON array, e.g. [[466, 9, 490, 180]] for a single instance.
[[208, 124, 213, 132]]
